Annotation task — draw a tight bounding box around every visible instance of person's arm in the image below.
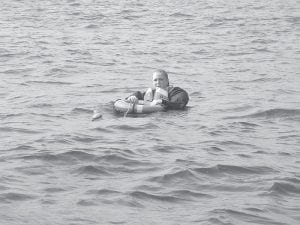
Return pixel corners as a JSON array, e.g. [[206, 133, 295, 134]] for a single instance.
[[125, 91, 146, 103], [128, 91, 145, 100]]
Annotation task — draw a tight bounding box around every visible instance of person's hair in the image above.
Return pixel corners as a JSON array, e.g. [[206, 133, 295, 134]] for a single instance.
[[154, 69, 169, 86]]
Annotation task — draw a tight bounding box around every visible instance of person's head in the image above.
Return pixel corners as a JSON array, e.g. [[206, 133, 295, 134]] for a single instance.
[[152, 69, 169, 90]]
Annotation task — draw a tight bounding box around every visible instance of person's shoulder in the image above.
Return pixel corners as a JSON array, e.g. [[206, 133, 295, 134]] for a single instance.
[[167, 86, 189, 109], [168, 86, 189, 97]]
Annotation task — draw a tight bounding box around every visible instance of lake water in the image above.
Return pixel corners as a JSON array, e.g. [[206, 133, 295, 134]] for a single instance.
[[1, 0, 300, 224]]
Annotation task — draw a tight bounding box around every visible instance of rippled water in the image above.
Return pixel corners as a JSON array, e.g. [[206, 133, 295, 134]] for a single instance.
[[1, 0, 300, 224]]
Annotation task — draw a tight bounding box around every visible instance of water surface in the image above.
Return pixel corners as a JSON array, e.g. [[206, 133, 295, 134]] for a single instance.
[[1, 0, 299, 224]]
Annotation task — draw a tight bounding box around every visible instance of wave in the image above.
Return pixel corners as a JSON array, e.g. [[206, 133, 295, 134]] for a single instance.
[[71, 135, 98, 143], [59, 150, 96, 160], [43, 187, 66, 193], [16, 165, 51, 175], [107, 122, 159, 131], [84, 24, 98, 29], [253, 47, 274, 53], [37, 136, 75, 145], [29, 112, 65, 119], [0, 53, 18, 59], [2, 68, 33, 74], [209, 209, 278, 224], [170, 12, 193, 18], [20, 153, 66, 163], [218, 140, 256, 148], [129, 191, 185, 203], [192, 50, 209, 55], [29, 103, 53, 108], [269, 182, 300, 195], [205, 21, 224, 28], [231, 121, 260, 127], [92, 127, 114, 133], [84, 13, 106, 21], [118, 9, 136, 14], [0, 185, 9, 191], [148, 169, 200, 184], [250, 108, 300, 118], [189, 91, 202, 96], [77, 199, 98, 206], [193, 164, 276, 176], [19, 150, 96, 165], [96, 154, 151, 168], [283, 177, 300, 184], [26, 80, 73, 85], [206, 146, 225, 152], [123, 15, 142, 20], [116, 198, 144, 208], [71, 107, 93, 114], [278, 134, 300, 140], [0, 113, 25, 119], [251, 38, 278, 44], [151, 144, 180, 153], [168, 190, 214, 200], [286, 16, 300, 24], [0, 192, 36, 202], [97, 89, 127, 94], [86, 189, 121, 195], [225, 108, 300, 119], [227, 77, 282, 83], [0, 126, 40, 134], [73, 165, 112, 176]]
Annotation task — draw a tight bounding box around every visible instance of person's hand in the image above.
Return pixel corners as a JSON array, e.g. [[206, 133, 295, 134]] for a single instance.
[[127, 96, 138, 103], [152, 99, 163, 105]]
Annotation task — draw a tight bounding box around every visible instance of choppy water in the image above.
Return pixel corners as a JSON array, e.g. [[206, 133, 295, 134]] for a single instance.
[[1, 0, 300, 224]]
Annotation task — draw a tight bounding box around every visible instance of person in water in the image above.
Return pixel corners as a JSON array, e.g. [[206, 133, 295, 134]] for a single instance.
[[126, 69, 189, 110]]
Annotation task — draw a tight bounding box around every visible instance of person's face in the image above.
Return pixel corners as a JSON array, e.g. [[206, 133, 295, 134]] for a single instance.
[[152, 72, 168, 89]]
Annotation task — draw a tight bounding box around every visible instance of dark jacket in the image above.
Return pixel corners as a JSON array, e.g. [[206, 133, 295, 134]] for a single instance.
[[130, 87, 189, 110]]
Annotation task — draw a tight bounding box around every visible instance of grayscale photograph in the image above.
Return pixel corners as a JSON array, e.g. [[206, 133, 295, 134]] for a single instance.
[[1, 0, 299, 224]]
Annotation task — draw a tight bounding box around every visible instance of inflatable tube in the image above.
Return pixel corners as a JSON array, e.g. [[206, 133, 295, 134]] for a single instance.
[[113, 99, 164, 114]]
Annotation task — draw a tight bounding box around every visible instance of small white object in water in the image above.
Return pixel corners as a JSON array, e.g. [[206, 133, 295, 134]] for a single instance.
[[92, 110, 102, 121]]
